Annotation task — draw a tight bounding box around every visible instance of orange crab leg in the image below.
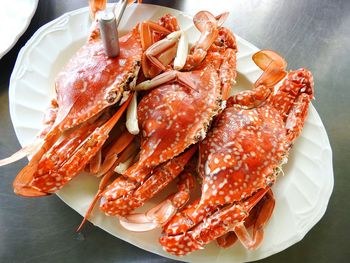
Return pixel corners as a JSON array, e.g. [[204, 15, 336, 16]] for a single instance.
[[133, 70, 197, 92], [92, 131, 135, 177], [250, 189, 275, 249], [13, 96, 132, 197], [160, 188, 269, 255], [76, 169, 115, 232], [119, 170, 195, 232], [144, 31, 182, 71], [12, 129, 61, 197], [88, 150, 102, 174], [227, 84, 272, 108], [220, 189, 275, 250], [100, 146, 197, 216], [183, 11, 231, 70], [140, 20, 173, 78], [252, 49, 287, 88], [220, 48, 237, 100]]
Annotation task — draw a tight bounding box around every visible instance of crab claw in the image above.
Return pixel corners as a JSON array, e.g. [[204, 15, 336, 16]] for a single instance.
[[13, 96, 132, 197], [120, 170, 194, 231], [119, 199, 178, 232]]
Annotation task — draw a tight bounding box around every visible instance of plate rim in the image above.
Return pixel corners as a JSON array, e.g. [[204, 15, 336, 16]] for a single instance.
[[8, 4, 334, 263]]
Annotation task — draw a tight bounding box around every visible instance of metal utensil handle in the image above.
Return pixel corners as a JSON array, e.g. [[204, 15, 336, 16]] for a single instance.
[[99, 10, 120, 57], [114, 0, 128, 27]]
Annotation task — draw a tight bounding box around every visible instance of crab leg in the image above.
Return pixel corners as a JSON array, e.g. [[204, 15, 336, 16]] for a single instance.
[[89, 150, 102, 174], [133, 70, 197, 92], [144, 31, 182, 71], [100, 146, 197, 216], [223, 189, 275, 250], [252, 49, 287, 88], [220, 48, 237, 100], [76, 169, 116, 232], [77, 137, 137, 231], [93, 131, 135, 177], [114, 142, 139, 174], [13, 96, 132, 197], [183, 11, 230, 70], [160, 188, 269, 255], [0, 100, 58, 167], [12, 128, 61, 197], [227, 84, 272, 108], [226, 50, 288, 107], [119, 170, 195, 231], [140, 20, 173, 78], [249, 189, 275, 248]]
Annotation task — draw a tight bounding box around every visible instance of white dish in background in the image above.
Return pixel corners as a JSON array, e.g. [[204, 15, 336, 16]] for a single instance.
[[9, 4, 334, 263], [0, 0, 38, 59]]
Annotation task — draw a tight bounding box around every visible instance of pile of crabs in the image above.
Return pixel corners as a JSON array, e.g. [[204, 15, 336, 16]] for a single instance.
[[0, 0, 314, 256]]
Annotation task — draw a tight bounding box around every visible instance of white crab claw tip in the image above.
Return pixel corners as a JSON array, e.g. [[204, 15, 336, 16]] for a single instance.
[[119, 215, 159, 232]]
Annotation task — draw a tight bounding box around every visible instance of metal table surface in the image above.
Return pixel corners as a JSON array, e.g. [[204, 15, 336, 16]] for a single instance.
[[0, 0, 348, 262]]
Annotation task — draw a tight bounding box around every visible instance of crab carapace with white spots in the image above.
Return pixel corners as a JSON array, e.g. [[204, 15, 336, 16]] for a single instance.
[[72, 11, 193, 230], [98, 11, 238, 224], [159, 50, 314, 256], [0, 0, 147, 196]]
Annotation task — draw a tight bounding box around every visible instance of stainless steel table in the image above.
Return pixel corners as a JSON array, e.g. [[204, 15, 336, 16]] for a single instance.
[[0, 0, 349, 262]]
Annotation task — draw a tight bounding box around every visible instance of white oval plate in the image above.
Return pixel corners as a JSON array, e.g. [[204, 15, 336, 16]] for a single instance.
[[9, 4, 334, 263], [0, 0, 38, 59]]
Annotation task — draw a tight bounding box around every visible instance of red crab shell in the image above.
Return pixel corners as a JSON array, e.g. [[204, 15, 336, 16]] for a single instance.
[[129, 66, 221, 174], [53, 25, 142, 132], [198, 104, 286, 206]]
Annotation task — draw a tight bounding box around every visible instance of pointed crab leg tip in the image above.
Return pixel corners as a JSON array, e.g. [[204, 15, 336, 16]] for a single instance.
[[0, 140, 43, 166], [215, 12, 230, 27], [13, 186, 48, 197]]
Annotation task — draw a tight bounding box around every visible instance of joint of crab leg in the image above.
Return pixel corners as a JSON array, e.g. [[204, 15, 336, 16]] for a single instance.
[[227, 84, 272, 108], [216, 231, 238, 248], [144, 30, 182, 71], [220, 48, 237, 101], [133, 70, 197, 92], [140, 20, 171, 50], [183, 15, 219, 69], [114, 154, 135, 174], [228, 188, 271, 249]]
